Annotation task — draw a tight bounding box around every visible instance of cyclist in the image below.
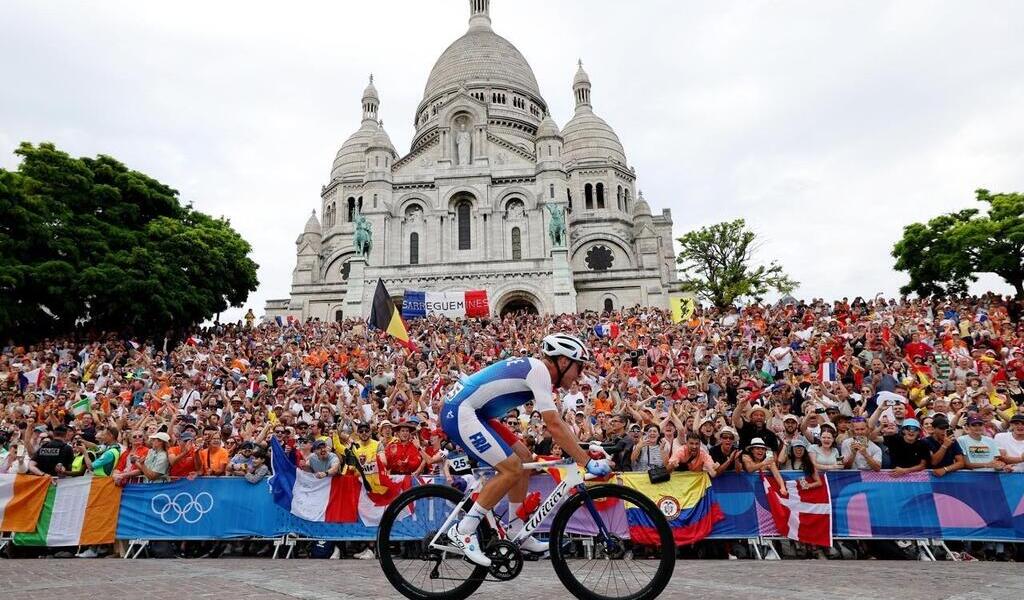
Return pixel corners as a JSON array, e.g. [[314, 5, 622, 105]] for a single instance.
[[440, 333, 612, 567]]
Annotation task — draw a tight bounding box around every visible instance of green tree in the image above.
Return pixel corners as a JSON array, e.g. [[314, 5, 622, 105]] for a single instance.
[[675, 219, 797, 309], [0, 142, 259, 340], [892, 189, 1024, 299]]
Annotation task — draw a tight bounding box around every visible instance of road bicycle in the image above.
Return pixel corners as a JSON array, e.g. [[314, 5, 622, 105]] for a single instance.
[[376, 447, 675, 600]]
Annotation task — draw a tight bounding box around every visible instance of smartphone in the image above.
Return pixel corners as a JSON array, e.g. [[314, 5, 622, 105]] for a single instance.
[[16, 445, 26, 458]]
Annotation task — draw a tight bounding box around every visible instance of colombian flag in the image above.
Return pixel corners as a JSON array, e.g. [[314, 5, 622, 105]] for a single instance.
[[368, 279, 415, 350], [622, 472, 724, 546]]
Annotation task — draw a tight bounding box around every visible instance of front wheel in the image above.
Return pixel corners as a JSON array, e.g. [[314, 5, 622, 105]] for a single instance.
[[549, 483, 675, 600], [377, 484, 489, 600]]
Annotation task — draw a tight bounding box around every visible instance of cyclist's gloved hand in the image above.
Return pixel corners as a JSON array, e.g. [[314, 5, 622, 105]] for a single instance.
[[586, 458, 611, 476]]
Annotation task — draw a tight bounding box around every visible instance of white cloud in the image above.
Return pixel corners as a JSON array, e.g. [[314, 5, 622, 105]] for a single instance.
[[2, 0, 1022, 321]]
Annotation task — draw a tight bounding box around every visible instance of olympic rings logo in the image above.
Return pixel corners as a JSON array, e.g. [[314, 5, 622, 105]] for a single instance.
[[150, 491, 214, 524]]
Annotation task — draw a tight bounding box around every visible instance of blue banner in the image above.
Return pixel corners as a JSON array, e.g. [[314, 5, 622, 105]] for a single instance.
[[114, 472, 1024, 542], [401, 291, 426, 320], [708, 471, 1024, 542]]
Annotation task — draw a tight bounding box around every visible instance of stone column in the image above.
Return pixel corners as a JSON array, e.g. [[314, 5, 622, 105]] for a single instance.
[[345, 256, 367, 319], [550, 247, 577, 314]]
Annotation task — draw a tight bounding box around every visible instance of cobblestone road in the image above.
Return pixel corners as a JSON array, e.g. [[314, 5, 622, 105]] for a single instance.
[[2, 558, 1022, 600]]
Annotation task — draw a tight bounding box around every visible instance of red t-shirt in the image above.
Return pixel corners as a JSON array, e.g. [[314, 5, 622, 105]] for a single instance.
[[385, 441, 422, 474]]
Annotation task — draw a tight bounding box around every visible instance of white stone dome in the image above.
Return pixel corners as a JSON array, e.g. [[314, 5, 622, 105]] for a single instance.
[[368, 122, 397, 153], [535, 114, 561, 139], [330, 121, 376, 179], [303, 210, 322, 235], [632, 192, 652, 217], [422, 28, 541, 103], [562, 109, 626, 165]]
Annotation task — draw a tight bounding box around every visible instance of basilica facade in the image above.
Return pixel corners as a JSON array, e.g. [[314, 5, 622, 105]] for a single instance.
[[265, 0, 680, 321]]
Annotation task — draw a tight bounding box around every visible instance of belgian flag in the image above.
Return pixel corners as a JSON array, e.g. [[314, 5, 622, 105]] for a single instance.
[[368, 279, 414, 350]]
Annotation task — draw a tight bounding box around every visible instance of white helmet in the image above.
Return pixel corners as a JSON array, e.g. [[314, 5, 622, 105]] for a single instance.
[[542, 333, 591, 363]]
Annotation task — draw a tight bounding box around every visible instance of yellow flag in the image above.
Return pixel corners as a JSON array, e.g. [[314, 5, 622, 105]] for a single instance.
[[670, 297, 695, 323]]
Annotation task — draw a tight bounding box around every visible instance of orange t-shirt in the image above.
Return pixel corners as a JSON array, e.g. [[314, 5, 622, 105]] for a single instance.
[[198, 446, 230, 475], [593, 395, 614, 414], [168, 446, 199, 477], [116, 445, 150, 472]]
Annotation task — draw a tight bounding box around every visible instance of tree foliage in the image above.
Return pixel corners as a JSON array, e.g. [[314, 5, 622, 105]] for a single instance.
[[0, 142, 259, 340], [892, 189, 1024, 299], [675, 219, 797, 309]]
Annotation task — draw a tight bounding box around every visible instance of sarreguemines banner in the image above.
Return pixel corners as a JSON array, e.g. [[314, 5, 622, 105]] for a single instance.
[[401, 290, 489, 319]]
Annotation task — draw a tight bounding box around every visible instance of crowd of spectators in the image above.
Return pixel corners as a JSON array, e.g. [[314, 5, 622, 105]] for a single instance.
[[2, 293, 1024, 560]]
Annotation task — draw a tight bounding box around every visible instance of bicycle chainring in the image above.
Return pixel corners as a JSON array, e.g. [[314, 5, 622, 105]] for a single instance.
[[485, 540, 523, 581]]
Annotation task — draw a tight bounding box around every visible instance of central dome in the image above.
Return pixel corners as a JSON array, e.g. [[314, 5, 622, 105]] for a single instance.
[[422, 28, 541, 103]]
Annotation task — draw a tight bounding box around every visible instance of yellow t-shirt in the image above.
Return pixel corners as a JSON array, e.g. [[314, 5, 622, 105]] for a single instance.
[[350, 438, 387, 494]]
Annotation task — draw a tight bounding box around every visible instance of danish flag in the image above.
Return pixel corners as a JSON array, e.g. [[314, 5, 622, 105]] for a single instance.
[[761, 473, 832, 547]]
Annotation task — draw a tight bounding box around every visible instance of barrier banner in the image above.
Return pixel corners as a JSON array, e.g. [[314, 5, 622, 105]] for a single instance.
[[828, 471, 1024, 541], [117, 477, 275, 540], [707, 471, 1024, 542], [401, 290, 489, 319], [24, 470, 1022, 544]]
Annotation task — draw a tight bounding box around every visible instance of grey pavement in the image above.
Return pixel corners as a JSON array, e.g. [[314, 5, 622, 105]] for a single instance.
[[1, 558, 1022, 600]]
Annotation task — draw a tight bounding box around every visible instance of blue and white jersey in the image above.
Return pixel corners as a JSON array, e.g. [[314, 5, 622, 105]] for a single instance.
[[444, 357, 556, 417]]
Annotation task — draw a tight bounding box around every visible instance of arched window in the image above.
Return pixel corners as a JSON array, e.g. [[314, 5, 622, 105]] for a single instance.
[[584, 184, 594, 210], [567, 189, 573, 212], [334, 310, 344, 322], [596, 183, 605, 209], [347, 197, 356, 222], [623, 189, 631, 213], [457, 201, 472, 250], [617, 186, 623, 211], [409, 232, 419, 265], [604, 298, 614, 313], [511, 227, 522, 260], [357, 197, 363, 214], [549, 183, 555, 199]]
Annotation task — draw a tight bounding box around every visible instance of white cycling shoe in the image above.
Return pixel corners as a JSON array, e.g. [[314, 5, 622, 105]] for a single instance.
[[518, 535, 548, 554], [447, 524, 492, 567]]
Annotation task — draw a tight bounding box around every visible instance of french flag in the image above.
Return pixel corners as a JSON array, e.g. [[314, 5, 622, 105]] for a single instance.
[[762, 473, 832, 548], [17, 368, 44, 392], [818, 361, 838, 383], [594, 322, 620, 339], [268, 437, 412, 525]]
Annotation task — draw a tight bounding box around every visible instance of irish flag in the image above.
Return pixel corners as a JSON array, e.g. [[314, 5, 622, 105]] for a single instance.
[[14, 476, 122, 546], [71, 396, 91, 416], [269, 437, 412, 526], [0, 474, 51, 532]]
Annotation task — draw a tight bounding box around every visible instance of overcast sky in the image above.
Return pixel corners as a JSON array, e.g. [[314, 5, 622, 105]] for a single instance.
[[3, 0, 1023, 321]]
